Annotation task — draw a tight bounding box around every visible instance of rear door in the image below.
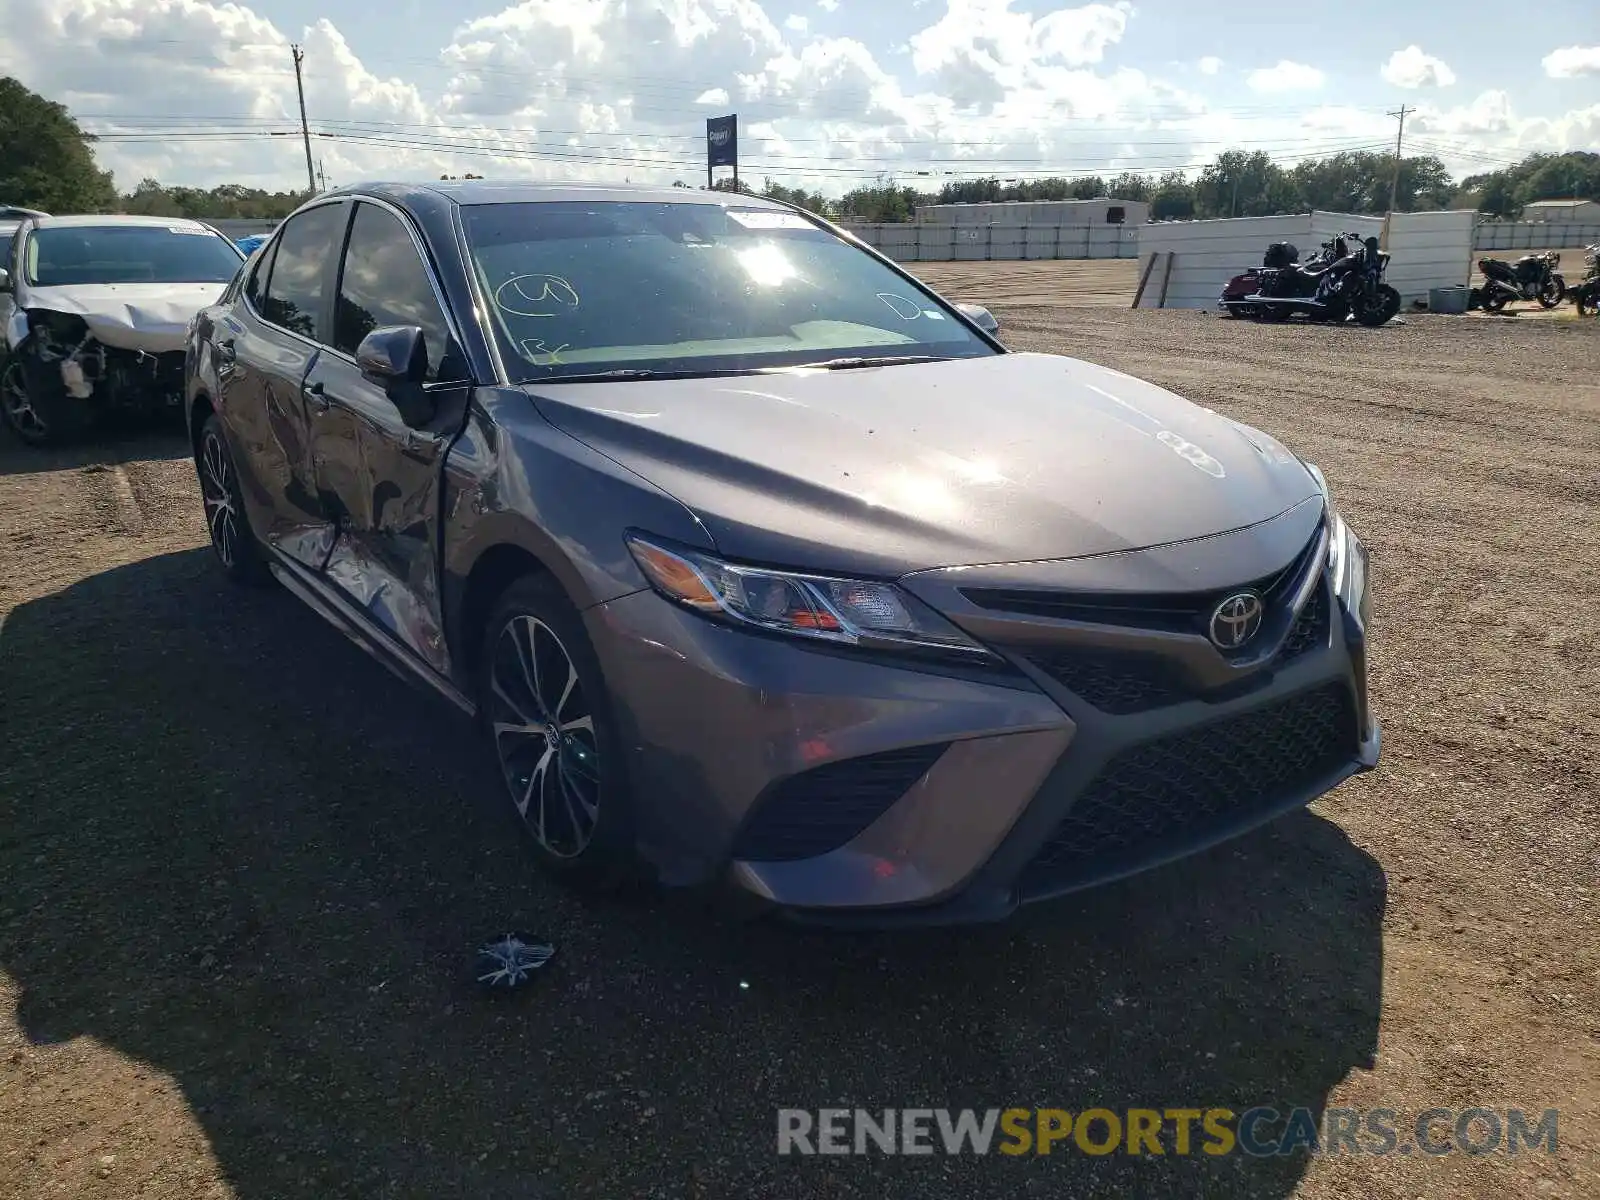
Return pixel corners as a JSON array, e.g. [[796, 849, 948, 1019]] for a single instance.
[[215, 199, 349, 569], [300, 199, 470, 676]]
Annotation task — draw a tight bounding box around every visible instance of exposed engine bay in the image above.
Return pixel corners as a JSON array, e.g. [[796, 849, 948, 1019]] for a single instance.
[[22, 309, 185, 413]]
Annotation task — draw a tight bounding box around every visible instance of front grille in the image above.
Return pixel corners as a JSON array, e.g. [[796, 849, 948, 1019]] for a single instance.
[[1022, 683, 1355, 889], [1015, 587, 1328, 715], [961, 522, 1326, 637], [730, 743, 950, 863]]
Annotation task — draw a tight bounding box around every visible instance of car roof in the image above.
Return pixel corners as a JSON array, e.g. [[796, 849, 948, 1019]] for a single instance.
[[28, 214, 223, 231], [323, 180, 793, 210]]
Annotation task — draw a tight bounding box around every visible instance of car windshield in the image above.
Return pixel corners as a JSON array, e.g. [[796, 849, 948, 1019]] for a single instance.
[[24, 224, 244, 287], [461, 200, 997, 381]]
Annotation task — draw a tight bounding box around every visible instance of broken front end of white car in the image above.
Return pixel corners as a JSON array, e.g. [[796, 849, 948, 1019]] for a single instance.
[[2, 306, 190, 446]]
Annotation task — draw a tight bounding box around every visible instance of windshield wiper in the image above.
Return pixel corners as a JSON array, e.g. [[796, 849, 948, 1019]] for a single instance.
[[793, 354, 953, 371], [518, 354, 954, 386], [519, 367, 764, 384]]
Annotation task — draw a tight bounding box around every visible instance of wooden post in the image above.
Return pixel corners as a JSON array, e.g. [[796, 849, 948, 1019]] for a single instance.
[[1156, 251, 1176, 308], [1131, 252, 1159, 308]]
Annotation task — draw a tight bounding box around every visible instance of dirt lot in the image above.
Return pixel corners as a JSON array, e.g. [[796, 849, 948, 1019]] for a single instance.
[[1, 302, 1598, 1200]]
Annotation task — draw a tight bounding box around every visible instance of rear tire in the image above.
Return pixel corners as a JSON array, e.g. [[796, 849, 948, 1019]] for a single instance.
[[197, 414, 272, 585], [1482, 290, 1509, 314], [479, 573, 637, 893]]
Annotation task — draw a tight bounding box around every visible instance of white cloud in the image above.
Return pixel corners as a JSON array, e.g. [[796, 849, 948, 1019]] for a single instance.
[[785, 14, 808, 31], [0, 0, 1593, 201], [1197, 56, 1222, 76], [1381, 45, 1456, 89], [1246, 60, 1325, 93], [1542, 45, 1600, 78], [817, 0, 838, 10], [908, 0, 1132, 108]]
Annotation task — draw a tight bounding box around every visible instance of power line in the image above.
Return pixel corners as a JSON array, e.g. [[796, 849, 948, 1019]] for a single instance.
[[81, 112, 1395, 155]]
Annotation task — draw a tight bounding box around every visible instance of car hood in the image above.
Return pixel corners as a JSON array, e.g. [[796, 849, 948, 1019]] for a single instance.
[[525, 351, 1321, 578], [18, 282, 228, 353]]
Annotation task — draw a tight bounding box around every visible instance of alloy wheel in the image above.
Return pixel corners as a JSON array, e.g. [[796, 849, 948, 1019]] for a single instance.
[[0, 361, 47, 442], [199, 429, 240, 569], [487, 614, 601, 858]]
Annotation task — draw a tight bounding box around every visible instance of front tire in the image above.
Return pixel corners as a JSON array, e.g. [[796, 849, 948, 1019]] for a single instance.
[[0, 351, 94, 446], [1537, 277, 1565, 309], [480, 574, 635, 892], [197, 414, 271, 585], [1355, 285, 1402, 328]]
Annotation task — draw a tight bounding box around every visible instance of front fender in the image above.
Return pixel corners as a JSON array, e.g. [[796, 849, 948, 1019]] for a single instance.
[[5, 308, 26, 354], [438, 388, 711, 689]]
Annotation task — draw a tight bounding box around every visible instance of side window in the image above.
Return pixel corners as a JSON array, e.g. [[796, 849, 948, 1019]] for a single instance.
[[244, 237, 278, 309], [260, 204, 345, 339], [333, 202, 456, 381]]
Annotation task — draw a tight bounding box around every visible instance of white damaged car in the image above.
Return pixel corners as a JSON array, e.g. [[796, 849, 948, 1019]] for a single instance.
[[1, 215, 245, 445]]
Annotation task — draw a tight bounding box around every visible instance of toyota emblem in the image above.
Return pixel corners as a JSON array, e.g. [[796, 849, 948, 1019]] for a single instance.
[[1208, 592, 1264, 650]]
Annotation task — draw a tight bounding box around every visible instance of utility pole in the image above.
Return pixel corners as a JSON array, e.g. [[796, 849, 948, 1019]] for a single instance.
[[316, 159, 327, 192], [1383, 105, 1414, 250], [292, 45, 316, 195]]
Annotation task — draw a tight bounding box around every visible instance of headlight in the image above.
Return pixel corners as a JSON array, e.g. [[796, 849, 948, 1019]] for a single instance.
[[625, 533, 997, 660], [1327, 511, 1350, 597], [1304, 460, 1362, 603]]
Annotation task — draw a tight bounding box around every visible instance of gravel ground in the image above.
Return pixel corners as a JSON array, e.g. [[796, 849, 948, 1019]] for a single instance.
[[1, 309, 1597, 1200]]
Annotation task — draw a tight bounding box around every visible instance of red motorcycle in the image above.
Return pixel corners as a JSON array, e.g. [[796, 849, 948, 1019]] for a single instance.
[[1220, 240, 1335, 319]]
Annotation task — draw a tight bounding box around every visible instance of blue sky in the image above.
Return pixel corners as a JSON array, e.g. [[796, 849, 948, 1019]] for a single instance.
[[1, 0, 1596, 193]]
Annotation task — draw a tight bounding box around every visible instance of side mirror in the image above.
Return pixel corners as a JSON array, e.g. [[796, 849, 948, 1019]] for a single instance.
[[0, 267, 10, 293], [355, 325, 434, 428], [955, 302, 1000, 336]]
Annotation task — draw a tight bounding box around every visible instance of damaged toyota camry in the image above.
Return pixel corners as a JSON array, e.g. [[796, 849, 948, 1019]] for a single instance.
[[185, 181, 1378, 927], [1, 215, 244, 445]]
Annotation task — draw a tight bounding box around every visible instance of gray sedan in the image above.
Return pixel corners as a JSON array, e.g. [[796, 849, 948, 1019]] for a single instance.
[[183, 181, 1377, 926]]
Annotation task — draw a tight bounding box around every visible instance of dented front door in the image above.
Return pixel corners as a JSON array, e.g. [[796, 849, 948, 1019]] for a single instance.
[[300, 354, 455, 675], [294, 198, 468, 677]]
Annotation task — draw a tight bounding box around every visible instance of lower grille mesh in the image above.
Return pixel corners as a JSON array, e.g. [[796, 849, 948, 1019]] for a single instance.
[[1023, 683, 1355, 887], [732, 743, 950, 863], [1019, 647, 1186, 715], [1280, 587, 1329, 661]]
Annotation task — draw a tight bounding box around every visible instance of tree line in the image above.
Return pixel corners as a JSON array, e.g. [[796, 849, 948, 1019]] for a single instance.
[[816, 149, 1599, 223], [3, 76, 1595, 226]]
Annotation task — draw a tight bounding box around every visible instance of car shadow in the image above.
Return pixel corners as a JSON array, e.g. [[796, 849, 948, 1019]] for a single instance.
[[0, 424, 190, 478], [0, 550, 1386, 1199]]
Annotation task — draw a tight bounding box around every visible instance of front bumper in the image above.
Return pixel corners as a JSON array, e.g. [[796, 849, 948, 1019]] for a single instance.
[[585, 523, 1377, 928]]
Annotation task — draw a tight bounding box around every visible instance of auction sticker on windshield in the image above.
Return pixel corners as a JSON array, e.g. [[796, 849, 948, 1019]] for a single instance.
[[728, 210, 815, 231]]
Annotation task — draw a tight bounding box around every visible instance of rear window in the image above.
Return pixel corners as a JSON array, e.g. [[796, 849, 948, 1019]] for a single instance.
[[24, 224, 244, 287]]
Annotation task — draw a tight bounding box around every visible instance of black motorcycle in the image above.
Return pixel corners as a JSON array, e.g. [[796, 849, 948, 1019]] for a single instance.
[[1219, 233, 1402, 327], [1568, 245, 1599, 318], [1476, 252, 1565, 312]]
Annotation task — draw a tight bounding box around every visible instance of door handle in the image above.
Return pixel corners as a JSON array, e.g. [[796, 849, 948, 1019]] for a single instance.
[[302, 380, 328, 412]]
